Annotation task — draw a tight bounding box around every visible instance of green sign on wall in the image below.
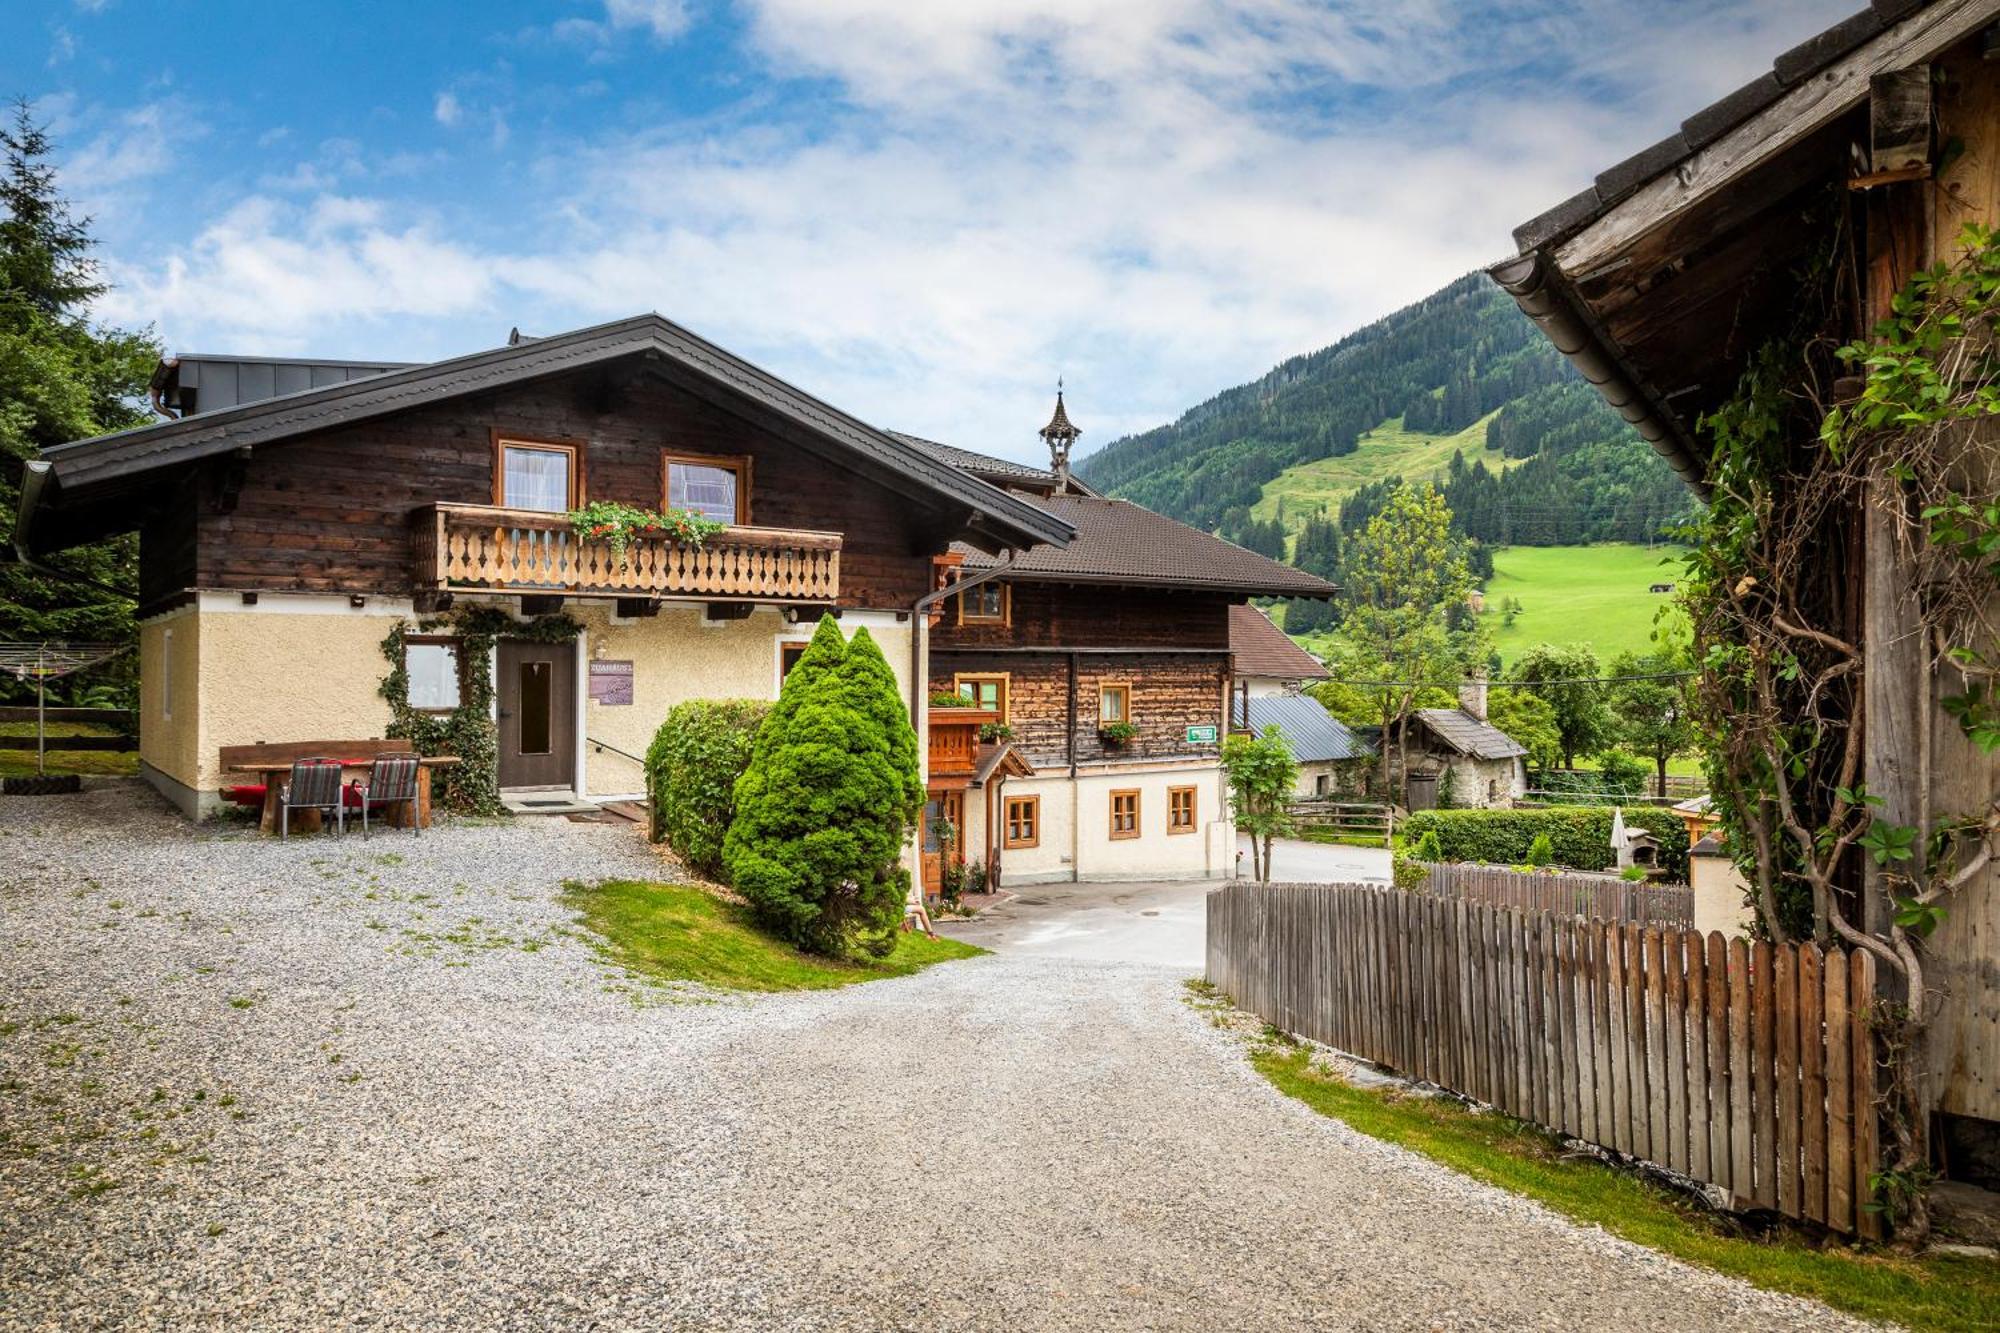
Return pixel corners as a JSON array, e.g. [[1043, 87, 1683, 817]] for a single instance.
[[1186, 724, 1219, 744]]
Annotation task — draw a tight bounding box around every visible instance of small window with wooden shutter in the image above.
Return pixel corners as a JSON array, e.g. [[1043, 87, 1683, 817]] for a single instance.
[[1110, 789, 1140, 840]]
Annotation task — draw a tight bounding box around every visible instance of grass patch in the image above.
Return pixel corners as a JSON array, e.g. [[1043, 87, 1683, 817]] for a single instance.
[[0, 722, 136, 778], [1482, 543, 1684, 668], [563, 879, 985, 992], [1245, 1028, 1996, 1332]]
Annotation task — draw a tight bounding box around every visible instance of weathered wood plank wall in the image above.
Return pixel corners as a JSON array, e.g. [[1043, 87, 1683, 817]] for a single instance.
[[1207, 882, 1884, 1237]]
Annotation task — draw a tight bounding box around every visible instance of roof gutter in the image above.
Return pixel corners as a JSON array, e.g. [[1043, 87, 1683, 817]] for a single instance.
[[1486, 249, 1709, 496], [9, 460, 135, 601]]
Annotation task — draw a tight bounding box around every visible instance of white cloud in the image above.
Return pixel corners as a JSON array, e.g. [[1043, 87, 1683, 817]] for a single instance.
[[603, 0, 691, 40], [86, 0, 1858, 458], [99, 195, 497, 349], [433, 91, 462, 127]]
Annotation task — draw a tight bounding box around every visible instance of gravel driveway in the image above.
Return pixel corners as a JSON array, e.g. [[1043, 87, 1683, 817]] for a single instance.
[[1, 782, 1870, 1331]]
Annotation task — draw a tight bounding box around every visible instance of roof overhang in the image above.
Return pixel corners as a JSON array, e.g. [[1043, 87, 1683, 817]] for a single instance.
[[32, 313, 1075, 555], [1488, 0, 2000, 495]]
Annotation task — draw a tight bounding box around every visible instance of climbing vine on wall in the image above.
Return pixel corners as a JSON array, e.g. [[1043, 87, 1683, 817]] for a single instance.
[[1679, 221, 2000, 1238], [377, 606, 583, 817]]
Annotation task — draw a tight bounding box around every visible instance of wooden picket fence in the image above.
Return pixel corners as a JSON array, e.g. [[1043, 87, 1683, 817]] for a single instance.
[[1207, 882, 1884, 1236], [1416, 862, 1693, 928]]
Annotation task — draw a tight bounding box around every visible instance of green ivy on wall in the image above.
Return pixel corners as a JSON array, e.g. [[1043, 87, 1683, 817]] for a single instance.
[[377, 605, 583, 816]]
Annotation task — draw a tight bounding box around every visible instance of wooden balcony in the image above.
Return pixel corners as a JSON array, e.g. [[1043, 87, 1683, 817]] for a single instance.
[[414, 503, 841, 603]]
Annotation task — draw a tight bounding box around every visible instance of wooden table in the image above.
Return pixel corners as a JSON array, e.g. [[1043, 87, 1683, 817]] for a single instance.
[[228, 755, 462, 834]]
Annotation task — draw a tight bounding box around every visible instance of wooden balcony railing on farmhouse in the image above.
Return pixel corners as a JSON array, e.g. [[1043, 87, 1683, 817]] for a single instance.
[[414, 504, 842, 602]]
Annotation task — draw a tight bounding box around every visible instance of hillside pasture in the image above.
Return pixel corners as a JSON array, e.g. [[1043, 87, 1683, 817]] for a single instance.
[[1483, 543, 1683, 666], [1250, 411, 1511, 548]]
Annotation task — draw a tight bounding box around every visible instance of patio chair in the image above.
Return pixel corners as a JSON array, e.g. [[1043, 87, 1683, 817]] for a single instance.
[[279, 758, 346, 839], [349, 755, 421, 838]]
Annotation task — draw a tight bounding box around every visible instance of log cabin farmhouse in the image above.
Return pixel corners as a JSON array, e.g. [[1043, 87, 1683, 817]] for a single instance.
[[16, 317, 1331, 891]]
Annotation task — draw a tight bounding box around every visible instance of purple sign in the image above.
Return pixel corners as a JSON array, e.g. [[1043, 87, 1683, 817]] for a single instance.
[[589, 659, 634, 706]]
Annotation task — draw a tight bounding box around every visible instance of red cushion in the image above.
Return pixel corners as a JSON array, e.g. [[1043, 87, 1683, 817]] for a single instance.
[[224, 785, 267, 807], [342, 784, 365, 808]]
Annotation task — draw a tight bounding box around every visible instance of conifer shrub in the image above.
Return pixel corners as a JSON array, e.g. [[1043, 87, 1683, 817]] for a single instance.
[[643, 698, 772, 878], [723, 617, 924, 957]]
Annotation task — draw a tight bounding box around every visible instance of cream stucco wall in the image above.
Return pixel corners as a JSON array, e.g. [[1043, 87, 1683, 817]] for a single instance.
[[574, 604, 913, 798], [137, 607, 202, 800], [139, 594, 408, 814], [971, 759, 1234, 886]]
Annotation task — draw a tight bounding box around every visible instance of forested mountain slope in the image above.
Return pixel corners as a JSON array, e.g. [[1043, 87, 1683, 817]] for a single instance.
[[1075, 274, 1690, 548]]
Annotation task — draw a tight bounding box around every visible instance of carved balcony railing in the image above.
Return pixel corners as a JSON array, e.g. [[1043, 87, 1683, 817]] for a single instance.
[[414, 503, 842, 602]]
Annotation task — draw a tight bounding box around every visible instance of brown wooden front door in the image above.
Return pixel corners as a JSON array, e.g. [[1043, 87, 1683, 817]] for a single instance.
[[921, 789, 964, 897], [497, 639, 576, 790]]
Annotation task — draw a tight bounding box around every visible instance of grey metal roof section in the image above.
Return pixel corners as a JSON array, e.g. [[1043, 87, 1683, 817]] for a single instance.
[[160, 354, 413, 415], [890, 431, 1103, 497], [1413, 708, 1528, 761], [42, 314, 1073, 551], [1240, 693, 1373, 763]]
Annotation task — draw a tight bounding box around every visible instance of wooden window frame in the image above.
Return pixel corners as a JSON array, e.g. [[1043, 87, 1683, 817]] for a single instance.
[[660, 450, 752, 526], [953, 672, 1010, 723], [1004, 795, 1040, 850], [778, 641, 811, 682], [1110, 788, 1141, 840], [404, 634, 466, 715], [956, 580, 1011, 626], [1167, 785, 1197, 835], [492, 431, 584, 510], [1099, 681, 1132, 725]]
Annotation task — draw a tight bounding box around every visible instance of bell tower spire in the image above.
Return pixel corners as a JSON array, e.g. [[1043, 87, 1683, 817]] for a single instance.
[[1039, 378, 1081, 495]]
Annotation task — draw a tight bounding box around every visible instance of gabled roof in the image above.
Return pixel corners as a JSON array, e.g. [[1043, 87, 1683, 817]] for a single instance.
[[1229, 604, 1329, 681], [32, 314, 1073, 553], [1412, 708, 1528, 762], [955, 493, 1338, 598], [1240, 693, 1373, 763], [1489, 0, 1998, 492]]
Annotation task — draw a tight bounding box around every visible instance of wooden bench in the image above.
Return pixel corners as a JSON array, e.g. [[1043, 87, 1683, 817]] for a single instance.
[[219, 739, 454, 833]]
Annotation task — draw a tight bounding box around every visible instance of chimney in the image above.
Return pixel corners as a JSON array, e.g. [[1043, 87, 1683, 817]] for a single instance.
[[1459, 670, 1488, 722], [1038, 381, 1081, 496]]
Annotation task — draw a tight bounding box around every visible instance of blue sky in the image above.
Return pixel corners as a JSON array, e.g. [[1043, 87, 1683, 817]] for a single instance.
[[8, 0, 1850, 462]]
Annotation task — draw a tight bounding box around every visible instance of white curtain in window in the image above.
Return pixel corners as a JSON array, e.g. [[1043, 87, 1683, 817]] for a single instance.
[[406, 642, 461, 710], [668, 462, 738, 523], [504, 447, 571, 512]]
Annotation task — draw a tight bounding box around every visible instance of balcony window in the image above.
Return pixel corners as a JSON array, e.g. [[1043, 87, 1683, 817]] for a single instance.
[[955, 673, 1008, 720], [664, 452, 748, 525], [496, 438, 577, 512]]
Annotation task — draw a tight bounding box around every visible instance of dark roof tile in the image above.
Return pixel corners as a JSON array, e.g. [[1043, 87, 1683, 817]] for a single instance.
[[1773, 7, 1885, 85], [1413, 708, 1527, 761], [1593, 132, 1692, 205], [958, 494, 1338, 597], [1229, 604, 1330, 680], [1680, 72, 1785, 149], [1511, 185, 1603, 252]]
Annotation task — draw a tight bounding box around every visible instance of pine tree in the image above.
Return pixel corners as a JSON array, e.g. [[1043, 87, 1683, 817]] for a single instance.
[[0, 98, 160, 703]]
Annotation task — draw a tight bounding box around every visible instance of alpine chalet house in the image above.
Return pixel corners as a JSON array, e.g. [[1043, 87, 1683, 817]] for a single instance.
[[922, 395, 1337, 887], [1490, 0, 1999, 1178], [17, 318, 1071, 818]]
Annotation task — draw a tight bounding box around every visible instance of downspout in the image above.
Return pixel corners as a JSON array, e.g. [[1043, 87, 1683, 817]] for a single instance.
[[11, 460, 135, 601], [1067, 650, 1080, 883]]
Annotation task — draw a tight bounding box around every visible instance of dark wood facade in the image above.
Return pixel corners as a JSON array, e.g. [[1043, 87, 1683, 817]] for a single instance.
[[138, 362, 956, 613], [931, 580, 1232, 769]]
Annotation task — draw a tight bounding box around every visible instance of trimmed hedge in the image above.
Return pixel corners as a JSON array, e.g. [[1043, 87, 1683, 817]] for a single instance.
[[644, 699, 773, 880], [1398, 806, 1689, 880]]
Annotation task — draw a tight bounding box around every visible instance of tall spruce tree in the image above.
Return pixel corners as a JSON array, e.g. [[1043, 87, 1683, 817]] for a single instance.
[[723, 617, 922, 957], [0, 97, 160, 703]]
